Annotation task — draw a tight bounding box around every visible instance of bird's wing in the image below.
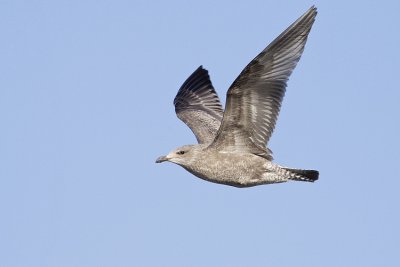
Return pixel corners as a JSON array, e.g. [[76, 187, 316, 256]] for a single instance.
[[209, 7, 317, 160], [174, 66, 224, 144]]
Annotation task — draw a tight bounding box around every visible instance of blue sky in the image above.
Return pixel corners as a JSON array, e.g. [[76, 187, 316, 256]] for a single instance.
[[1, 0, 399, 266]]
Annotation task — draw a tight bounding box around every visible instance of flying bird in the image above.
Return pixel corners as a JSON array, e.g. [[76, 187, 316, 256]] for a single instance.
[[156, 7, 319, 187]]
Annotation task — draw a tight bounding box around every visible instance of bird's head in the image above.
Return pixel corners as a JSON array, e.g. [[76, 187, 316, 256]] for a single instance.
[[155, 145, 197, 165]]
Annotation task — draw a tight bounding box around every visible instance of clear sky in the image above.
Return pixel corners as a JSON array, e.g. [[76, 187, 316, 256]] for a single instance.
[[1, 0, 399, 266]]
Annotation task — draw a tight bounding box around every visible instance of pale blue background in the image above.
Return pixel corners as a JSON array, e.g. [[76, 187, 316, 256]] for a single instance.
[[1, 0, 399, 266]]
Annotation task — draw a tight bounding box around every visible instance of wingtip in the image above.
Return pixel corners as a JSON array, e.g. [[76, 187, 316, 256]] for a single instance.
[[292, 5, 317, 33], [193, 65, 208, 75], [308, 5, 318, 17]]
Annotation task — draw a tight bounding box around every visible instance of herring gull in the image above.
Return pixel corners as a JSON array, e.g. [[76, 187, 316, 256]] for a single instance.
[[156, 6, 319, 187]]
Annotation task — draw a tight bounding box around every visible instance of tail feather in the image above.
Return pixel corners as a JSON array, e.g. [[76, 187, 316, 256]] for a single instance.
[[283, 168, 319, 182]]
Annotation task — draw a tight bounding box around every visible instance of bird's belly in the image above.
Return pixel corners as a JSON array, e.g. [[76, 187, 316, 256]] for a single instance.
[[185, 152, 269, 187]]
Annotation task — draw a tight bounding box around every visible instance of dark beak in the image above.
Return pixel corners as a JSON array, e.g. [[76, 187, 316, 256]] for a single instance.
[[155, 155, 168, 163]]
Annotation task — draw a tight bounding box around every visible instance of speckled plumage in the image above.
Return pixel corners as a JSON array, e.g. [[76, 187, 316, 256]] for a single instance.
[[156, 7, 319, 187]]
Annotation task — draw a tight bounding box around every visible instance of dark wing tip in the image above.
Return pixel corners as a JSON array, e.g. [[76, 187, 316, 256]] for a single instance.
[[294, 5, 317, 28], [173, 65, 223, 122], [305, 6, 318, 22], [173, 65, 213, 108]]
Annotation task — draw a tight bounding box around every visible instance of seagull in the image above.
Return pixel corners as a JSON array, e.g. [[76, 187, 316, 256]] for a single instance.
[[156, 6, 319, 187]]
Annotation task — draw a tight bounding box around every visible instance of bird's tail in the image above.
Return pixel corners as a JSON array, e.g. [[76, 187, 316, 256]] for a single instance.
[[283, 168, 319, 182]]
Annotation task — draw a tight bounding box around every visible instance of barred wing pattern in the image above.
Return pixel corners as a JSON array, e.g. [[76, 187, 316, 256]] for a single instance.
[[174, 66, 223, 144], [210, 7, 317, 160]]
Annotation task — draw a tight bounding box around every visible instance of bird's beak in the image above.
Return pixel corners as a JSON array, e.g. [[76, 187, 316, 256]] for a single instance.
[[155, 155, 168, 163]]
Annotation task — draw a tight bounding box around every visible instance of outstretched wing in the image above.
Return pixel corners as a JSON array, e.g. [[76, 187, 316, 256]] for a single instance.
[[174, 66, 224, 144], [210, 7, 317, 160]]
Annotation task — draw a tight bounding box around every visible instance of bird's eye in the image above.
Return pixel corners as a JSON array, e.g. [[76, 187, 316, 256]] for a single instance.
[[177, 151, 185, 155]]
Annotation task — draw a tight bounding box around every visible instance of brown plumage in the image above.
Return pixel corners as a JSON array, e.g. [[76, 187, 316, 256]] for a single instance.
[[156, 6, 319, 187]]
